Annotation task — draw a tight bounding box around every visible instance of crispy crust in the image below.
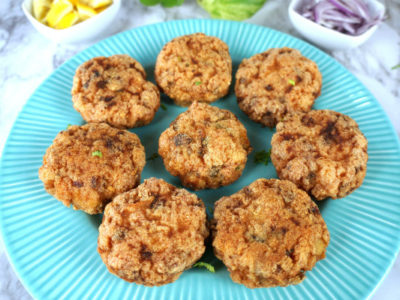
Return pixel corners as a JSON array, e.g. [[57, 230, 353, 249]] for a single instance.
[[235, 47, 322, 127], [38, 123, 145, 214], [271, 110, 368, 200], [155, 33, 232, 106], [97, 178, 209, 286], [72, 55, 160, 129], [212, 178, 329, 288], [158, 102, 252, 190]]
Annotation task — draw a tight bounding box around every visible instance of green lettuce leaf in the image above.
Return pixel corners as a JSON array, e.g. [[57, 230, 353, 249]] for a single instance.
[[197, 0, 267, 21]]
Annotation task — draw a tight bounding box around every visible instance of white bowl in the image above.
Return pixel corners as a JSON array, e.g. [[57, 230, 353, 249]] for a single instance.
[[22, 0, 121, 44], [288, 0, 385, 51]]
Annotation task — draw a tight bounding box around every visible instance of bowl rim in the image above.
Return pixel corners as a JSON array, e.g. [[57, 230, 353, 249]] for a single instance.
[[288, 0, 385, 40], [22, 0, 121, 33]]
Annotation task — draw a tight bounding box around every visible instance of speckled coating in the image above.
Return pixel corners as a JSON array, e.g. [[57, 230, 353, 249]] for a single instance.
[[38, 123, 145, 214], [271, 110, 368, 200], [158, 102, 252, 190], [212, 178, 329, 288], [72, 55, 160, 128], [97, 178, 209, 286], [155, 33, 232, 106], [235, 47, 322, 127]]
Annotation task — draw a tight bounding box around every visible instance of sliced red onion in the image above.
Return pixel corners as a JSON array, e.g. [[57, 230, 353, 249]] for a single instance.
[[314, 1, 336, 22], [327, 0, 357, 17], [342, 22, 356, 34], [298, 0, 384, 36], [355, 16, 382, 35], [323, 12, 361, 24], [302, 11, 314, 18], [346, 0, 371, 20]]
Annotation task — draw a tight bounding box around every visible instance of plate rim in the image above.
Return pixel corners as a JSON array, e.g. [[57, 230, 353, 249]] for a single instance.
[[1, 19, 400, 300]]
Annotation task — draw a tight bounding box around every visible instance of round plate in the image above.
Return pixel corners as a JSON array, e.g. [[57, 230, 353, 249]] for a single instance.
[[1, 20, 400, 300]]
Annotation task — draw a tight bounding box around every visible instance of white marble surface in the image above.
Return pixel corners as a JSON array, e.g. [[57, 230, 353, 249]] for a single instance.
[[0, 0, 399, 299]]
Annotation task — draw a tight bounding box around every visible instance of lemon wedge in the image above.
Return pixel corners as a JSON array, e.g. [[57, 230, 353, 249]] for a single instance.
[[32, 0, 112, 29], [95, 6, 108, 14], [32, 0, 52, 22], [54, 10, 79, 29], [86, 0, 112, 9], [46, 0, 74, 28], [76, 2, 97, 20]]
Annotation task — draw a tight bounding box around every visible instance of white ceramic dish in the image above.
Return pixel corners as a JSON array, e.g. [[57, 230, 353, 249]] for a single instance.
[[288, 0, 385, 51], [22, 0, 121, 44]]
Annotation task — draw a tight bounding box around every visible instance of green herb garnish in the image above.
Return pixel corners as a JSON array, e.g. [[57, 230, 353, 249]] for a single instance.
[[392, 64, 400, 70], [161, 103, 167, 111], [195, 81, 202, 85], [147, 153, 159, 161], [254, 149, 271, 166], [206, 206, 213, 217], [288, 79, 296, 86], [67, 124, 72, 129], [139, 0, 184, 8], [193, 262, 215, 273], [92, 150, 103, 158]]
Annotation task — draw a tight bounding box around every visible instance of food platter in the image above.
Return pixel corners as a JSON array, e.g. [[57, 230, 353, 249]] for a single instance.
[[1, 19, 400, 300]]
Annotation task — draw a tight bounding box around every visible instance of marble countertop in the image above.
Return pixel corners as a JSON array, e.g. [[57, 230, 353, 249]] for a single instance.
[[0, 0, 399, 299]]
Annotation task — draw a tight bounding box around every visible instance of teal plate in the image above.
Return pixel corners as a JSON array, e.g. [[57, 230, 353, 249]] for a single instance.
[[1, 20, 400, 300]]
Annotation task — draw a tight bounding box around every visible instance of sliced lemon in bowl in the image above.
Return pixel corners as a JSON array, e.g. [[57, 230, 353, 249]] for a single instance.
[[54, 10, 79, 29], [86, 0, 113, 9], [32, 0, 52, 22], [95, 6, 108, 14], [76, 2, 97, 20], [46, 0, 74, 28], [30, 0, 113, 30]]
